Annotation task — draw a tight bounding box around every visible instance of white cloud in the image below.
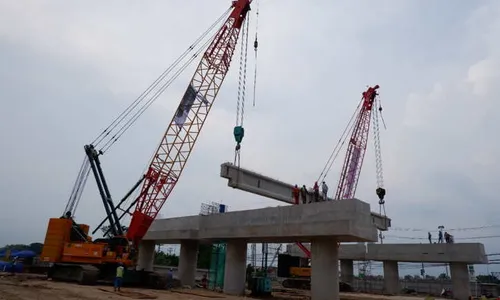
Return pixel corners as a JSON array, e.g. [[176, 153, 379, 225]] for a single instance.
[[1, 0, 500, 276]]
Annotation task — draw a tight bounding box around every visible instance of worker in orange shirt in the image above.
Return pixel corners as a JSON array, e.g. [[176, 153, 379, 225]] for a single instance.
[[313, 182, 319, 202], [292, 184, 300, 204]]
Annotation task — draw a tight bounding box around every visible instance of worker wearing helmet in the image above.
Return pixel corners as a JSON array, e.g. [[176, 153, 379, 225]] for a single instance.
[[114, 262, 124, 292]]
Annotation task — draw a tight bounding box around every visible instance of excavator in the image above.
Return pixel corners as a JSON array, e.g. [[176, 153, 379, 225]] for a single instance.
[[39, 0, 253, 286]]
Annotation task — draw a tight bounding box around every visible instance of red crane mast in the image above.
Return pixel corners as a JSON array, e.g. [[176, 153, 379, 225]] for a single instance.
[[126, 0, 252, 245], [295, 85, 386, 259], [335, 85, 385, 201]]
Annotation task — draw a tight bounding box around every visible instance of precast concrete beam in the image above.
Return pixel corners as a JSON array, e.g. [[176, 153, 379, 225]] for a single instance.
[[220, 162, 391, 231], [144, 199, 378, 243], [286, 242, 488, 264], [286, 243, 367, 260], [178, 240, 199, 287], [367, 243, 488, 263], [137, 240, 155, 272], [450, 262, 471, 300], [311, 238, 339, 300], [383, 261, 399, 295], [223, 240, 247, 296], [340, 259, 354, 286]]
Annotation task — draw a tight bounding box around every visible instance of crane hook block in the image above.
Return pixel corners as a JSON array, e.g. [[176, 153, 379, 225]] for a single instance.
[[233, 126, 245, 144], [376, 187, 386, 201]]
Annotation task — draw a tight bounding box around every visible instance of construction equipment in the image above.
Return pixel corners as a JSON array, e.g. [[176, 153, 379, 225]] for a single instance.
[[277, 254, 353, 292], [282, 85, 386, 288], [40, 0, 254, 286]]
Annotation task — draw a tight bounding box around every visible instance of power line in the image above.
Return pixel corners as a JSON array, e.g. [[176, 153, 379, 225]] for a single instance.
[[385, 234, 500, 241], [390, 224, 500, 232]]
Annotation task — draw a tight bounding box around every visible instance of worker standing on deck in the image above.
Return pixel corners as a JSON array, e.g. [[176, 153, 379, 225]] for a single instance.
[[321, 181, 328, 201], [313, 182, 319, 202], [300, 185, 308, 204], [438, 230, 443, 243], [114, 262, 124, 292], [292, 184, 300, 204]]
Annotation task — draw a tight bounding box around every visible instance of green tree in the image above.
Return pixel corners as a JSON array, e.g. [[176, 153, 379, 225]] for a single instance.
[[154, 251, 179, 266], [438, 273, 450, 280], [476, 275, 500, 284]]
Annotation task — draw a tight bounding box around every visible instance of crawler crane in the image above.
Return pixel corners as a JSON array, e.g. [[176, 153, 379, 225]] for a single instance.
[[282, 85, 387, 289], [40, 0, 254, 286]]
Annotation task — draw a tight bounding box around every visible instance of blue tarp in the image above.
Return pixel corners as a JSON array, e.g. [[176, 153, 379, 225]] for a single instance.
[[0, 250, 36, 259], [0, 261, 24, 273]]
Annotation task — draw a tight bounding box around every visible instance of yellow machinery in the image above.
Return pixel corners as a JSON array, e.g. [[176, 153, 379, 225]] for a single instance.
[[277, 254, 353, 291]]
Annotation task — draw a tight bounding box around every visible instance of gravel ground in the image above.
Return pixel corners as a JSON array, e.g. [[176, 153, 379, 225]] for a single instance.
[[0, 273, 441, 300]]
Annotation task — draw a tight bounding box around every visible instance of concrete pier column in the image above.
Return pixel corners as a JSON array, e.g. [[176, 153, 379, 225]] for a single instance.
[[178, 240, 199, 287], [450, 263, 471, 300], [311, 238, 339, 300], [340, 259, 354, 286], [382, 261, 399, 294], [137, 240, 155, 271], [223, 240, 247, 295]]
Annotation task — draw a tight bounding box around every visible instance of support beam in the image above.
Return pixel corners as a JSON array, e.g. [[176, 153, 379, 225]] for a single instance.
[[382, 261, 399, 295], [450, 263, 471, 300], [223, 240, 247, 296], [311, 238, 339, 300], [340, 259, 354, 286], [178, 240, 199, 287], [286, 243, 488, 263], [220, 162, 391, 231], [137, 240, 155, 271]]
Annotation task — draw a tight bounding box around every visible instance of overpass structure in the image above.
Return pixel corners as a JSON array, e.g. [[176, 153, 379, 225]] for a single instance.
[[286, 243, 488, 298], [142, 199, 379, 299], [220, 162, 391, 231], [140, 163, 487, 300]]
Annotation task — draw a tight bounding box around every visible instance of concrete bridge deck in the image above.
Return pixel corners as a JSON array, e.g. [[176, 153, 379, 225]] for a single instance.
[[144, 199, 378, 243], [286, 242, 488, 263], [220, 162, 391, 231]]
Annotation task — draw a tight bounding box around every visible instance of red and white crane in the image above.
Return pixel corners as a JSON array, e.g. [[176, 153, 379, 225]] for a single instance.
[[296, 85, 387, 258], [63, 0, 255, 249]]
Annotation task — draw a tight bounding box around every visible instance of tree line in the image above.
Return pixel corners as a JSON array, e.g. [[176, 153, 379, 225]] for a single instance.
[[154, 244, 212, 269]]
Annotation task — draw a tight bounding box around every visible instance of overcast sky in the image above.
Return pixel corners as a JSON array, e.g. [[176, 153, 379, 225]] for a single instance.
[[1, 0, 499, 275]]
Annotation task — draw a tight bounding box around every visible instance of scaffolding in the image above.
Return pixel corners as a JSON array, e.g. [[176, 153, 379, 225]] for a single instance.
[[200, 201, 228, 290], [208, 243, 226, 290]]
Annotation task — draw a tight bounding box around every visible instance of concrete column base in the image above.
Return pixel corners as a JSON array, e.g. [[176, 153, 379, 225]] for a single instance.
[[178, 240, 199, 287], [340, 259, 354, 286], [223, 240, 247, 296], [383, 261, 399, 294], [311, 238, 339, 300], [450, 263, 471, 300], [137, 240, 155, 271]]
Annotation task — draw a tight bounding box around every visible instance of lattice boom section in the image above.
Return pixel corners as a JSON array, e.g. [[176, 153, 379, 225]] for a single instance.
[[127, 9, 248, 244], [335, 99, 374, 200]]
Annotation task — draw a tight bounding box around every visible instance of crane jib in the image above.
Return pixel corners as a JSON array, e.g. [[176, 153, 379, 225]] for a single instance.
[[126, 0, 253, 246]]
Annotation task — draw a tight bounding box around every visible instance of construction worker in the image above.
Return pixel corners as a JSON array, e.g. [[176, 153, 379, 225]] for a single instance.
[[428, 232, 432, 244], [292, 184, 300, 204], [321, 181, 328, 201], [438, 230, 443, 243], [114, 262, 124, 292], [166, 268, 174, 289], [300, 185, 308, 204], [313, 182, 319, 202]]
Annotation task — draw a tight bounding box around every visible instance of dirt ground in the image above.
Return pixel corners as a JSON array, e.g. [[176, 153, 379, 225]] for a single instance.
[[0, 273, 437, 300]]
